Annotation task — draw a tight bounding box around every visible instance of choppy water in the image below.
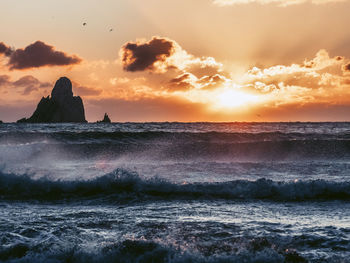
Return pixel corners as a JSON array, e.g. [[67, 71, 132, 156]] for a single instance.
[[0, 122, 349, 262]]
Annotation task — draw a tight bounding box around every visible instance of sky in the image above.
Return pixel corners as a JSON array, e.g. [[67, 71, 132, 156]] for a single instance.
[[1, 0, 350, 122]]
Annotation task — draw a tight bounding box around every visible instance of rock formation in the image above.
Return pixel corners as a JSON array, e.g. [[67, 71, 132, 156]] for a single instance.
[[17, 77, 86, 123], [97, 113, 111, 123]]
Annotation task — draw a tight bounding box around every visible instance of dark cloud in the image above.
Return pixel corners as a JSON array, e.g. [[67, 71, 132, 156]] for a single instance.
[[0, 42, 13, 56], [1, 41, 81, 70], [335, 56, 344, 61], [343, 63, 350, 73], [121, 37, 174, 72]]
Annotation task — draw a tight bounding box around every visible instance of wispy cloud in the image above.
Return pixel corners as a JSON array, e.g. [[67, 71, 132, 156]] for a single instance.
[[0, 75, 51, 95]]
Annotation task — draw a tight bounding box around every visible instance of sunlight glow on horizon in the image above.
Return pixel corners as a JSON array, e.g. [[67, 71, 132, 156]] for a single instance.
[[214, 89, 260, 110]]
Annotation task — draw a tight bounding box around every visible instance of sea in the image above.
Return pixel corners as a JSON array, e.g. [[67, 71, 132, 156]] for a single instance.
[[0, 122, 349, 263]]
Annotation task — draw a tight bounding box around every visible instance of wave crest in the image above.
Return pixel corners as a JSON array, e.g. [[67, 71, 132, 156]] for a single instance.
[[0, 239, 311, 263], [1, 169, 350, 202]]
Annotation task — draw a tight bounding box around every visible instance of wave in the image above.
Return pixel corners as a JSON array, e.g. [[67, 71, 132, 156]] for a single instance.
[[1, 169, 350, 202], [0, 238, 312, 263]]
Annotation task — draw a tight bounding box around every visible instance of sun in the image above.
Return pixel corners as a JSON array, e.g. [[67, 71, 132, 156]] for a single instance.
[[213, 89, 260, 110], [174, 84, 262, 112]]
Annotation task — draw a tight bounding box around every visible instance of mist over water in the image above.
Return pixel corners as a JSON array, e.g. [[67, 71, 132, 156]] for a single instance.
[[1, 122, 350, 262]]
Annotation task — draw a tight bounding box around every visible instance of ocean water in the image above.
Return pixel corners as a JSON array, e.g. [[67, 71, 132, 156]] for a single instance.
[[0, 122, 349, 262]]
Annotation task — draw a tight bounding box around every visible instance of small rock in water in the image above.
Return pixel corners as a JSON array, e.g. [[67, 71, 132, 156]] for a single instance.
[[97, 113, 111, 123]]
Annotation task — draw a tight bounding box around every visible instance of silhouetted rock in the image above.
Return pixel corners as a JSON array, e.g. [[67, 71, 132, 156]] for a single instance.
[[97, 113, 111, 123], [0, 120, 3, 124], [17, 77, 86, 123], [17, 118, 26, 123]]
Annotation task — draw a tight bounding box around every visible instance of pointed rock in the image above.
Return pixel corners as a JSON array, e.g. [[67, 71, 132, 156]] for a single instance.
[[97, 113, 111, 123], [17, 77, 87, 123], [51, 77, 73, 103]]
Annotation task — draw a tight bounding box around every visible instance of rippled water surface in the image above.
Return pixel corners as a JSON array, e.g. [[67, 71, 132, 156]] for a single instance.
[[0, 122, 349, 262]]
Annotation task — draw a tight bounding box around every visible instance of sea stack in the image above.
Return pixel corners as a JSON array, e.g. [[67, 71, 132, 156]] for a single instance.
[[97, 113, 111, 123], [17, 77, 86, 123]]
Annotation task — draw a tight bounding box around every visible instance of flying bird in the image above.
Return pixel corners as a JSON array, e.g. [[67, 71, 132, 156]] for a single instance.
[[109, 28, 113, 32], [83, 22, 87, 26]]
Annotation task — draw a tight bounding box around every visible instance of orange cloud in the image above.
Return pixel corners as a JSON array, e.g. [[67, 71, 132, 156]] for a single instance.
[[117, 42, 350, 114], [72, 82, 102, 97]]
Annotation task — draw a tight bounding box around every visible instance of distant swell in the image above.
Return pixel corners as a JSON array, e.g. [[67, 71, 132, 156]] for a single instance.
[[2, 130, 350, 143], [1, 169, 350, 202], [1, 131, 350, 160]]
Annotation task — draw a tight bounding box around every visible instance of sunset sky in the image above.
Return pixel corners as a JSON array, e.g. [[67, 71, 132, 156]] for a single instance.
[[1, 0, 350, 122]]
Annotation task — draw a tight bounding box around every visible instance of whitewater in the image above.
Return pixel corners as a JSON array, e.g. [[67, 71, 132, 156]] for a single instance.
[[0, 122, 349, 262]]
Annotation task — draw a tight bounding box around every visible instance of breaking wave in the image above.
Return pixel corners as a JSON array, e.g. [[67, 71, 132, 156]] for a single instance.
[[1, 169, 350, 202], [0, 238, 313, 263]]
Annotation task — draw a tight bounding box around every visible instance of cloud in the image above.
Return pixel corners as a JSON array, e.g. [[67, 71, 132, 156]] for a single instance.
[[168, 73, 230, 91], [213, 0, 348, 7], [343, 62, 350, 73], [117, 35, 350, 116], [72, 82, 102, 97], [13, 75, 51, 95], [0, 42, 12, 56], [136, 46, 350, 111], [0, 75, 11, 86], [303, 49, 343, 69], [120, 37, 175, 72], [108, 76, 164, 100], [242, 49, 346, 91], [168, 73, 198, 91], [120, 37, 223, 75], [0, 41, 81, 70], [118, 36, 227, 102], [234, 49, 350, 109], [0, 74, 51, 95]]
